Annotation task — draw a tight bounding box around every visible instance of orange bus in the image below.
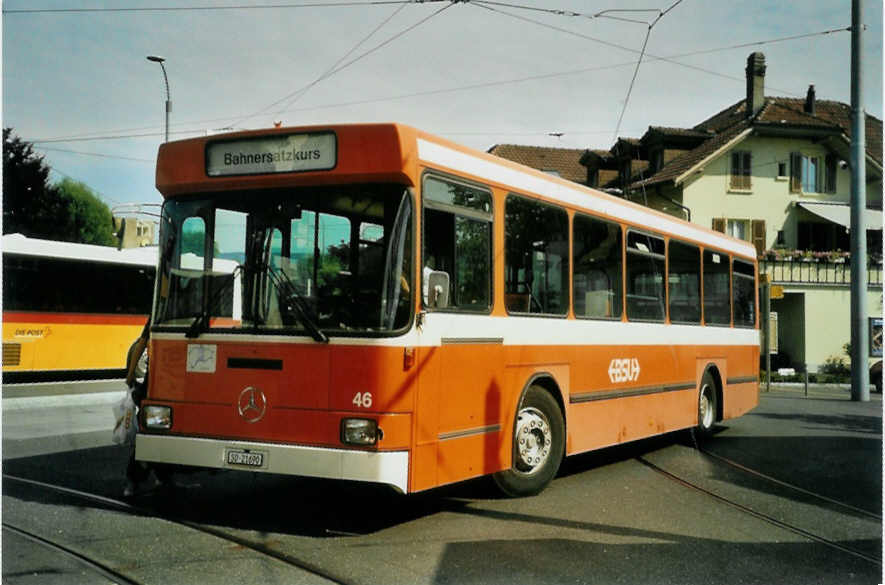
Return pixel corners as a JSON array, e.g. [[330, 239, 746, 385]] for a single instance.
[[136, 123, 759, 496], [2, 234, 156, 383]]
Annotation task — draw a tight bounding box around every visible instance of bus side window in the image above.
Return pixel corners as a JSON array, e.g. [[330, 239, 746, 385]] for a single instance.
[[703, 250, 731, 325], [625, 231, 665, 322], [422, 176, 492, 312], [504, 195, 569, 316], [668, 240, 701, 324], [573, 214, 622, 319], [732, 258, 756, 327]]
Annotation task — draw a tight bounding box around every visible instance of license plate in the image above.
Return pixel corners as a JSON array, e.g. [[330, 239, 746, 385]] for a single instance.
[[225, 449, 264, 468]]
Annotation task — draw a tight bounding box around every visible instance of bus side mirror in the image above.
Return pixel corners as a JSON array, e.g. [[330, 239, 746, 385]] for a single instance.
[[427, 271, 450, 309]]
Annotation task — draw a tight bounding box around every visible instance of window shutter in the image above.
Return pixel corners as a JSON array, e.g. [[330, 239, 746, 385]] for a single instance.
[[789, 152, 802, 193], [744, 152, 752, 189], [730, 153, 740, 189], [751, 219, 766, 258], [712, 218, 726, 233], [825, 154, 837, 193]]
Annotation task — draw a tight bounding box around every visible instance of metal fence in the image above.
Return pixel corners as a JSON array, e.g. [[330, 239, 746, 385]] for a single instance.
[[760, 259, 883, 286]]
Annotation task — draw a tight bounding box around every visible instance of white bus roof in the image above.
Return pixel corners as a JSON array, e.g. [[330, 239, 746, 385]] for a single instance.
[[2, 233, 158, 267]]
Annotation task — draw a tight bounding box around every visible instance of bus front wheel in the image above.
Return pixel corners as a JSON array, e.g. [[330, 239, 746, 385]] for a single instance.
[[493, 385, 565, 497]]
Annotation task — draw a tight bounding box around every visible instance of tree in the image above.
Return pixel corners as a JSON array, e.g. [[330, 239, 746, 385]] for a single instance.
[[54, 178, 116, 246], [3, 127, 56, 236], [3, 128, 116, 245]]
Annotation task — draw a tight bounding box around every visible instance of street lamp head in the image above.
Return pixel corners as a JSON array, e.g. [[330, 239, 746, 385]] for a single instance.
[[146, 55, 165, 63]]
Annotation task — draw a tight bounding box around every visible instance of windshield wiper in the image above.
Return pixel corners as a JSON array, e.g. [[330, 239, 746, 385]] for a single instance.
[[185, 264, 244, 339], [266, 265, 329, 343]]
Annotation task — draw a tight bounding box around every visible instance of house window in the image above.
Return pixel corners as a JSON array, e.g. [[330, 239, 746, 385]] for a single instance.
[[730, 151, 751, 190], [790, 152, 832, 194], [727, 219, 750, 241], [714, 218, 765, 257], [802, 156, 820, 192], [777, 162, 788, 179]]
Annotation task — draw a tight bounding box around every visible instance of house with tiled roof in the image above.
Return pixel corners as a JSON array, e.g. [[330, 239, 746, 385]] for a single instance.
[[487, 144, 587, 185], [582, 52, 883, 375]]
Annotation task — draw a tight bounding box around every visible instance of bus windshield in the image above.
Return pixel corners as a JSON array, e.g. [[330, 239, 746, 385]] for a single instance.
[[154, 184, 413, 337]]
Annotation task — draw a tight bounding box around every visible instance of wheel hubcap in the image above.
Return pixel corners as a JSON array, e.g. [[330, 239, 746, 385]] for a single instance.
[[515, 407, 551, 474], [699, 385, 714, 428]]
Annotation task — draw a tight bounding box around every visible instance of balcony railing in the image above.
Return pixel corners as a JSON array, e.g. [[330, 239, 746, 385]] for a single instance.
[[760, 257, 883, 286]]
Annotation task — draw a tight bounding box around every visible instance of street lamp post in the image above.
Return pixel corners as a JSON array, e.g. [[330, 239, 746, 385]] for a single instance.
[[146, 55, 171, 143]]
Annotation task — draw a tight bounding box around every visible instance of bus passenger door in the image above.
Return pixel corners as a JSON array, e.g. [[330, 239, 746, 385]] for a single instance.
[[418, 174, 498, 489]]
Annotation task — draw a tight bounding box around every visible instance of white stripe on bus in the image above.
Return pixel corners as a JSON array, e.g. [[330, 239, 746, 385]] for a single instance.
[[151, 313, 759, 348]]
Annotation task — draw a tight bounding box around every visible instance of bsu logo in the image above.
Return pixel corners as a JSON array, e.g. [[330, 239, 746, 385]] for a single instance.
[[608, 358, 640, 384]]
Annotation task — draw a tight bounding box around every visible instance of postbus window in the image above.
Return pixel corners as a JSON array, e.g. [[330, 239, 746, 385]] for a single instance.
[[422, 176, 492, 312], [504, 195, 569, 315], [703, 250, 731, 325], [668, 240, 701, 324], [625, 231, 665, 322], [2, 255, 153, 315], [573, 214, 622, 319], [732, 258, 756, 328]]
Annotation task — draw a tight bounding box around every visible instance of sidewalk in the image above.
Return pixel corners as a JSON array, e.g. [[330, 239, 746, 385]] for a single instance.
[[762, 381, 882, 401]]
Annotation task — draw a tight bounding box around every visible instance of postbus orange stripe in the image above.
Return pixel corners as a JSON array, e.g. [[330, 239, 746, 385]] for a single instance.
[[3, 311, 148, 326]]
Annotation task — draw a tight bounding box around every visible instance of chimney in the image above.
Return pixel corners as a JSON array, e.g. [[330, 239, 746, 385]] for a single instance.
[[745, 52, 766, 118], [804, 84, 816, 115]]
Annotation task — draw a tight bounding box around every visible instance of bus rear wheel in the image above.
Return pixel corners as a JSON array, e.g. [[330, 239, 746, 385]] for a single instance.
[[493, 385, 564, 497], [693, 370, 718, 440]]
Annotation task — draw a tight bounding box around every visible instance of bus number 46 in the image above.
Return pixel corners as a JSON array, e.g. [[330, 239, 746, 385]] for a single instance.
[[352, 392, 373, 408]]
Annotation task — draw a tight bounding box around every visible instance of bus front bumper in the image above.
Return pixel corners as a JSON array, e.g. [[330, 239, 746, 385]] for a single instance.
[[135, 434, 409, 493]]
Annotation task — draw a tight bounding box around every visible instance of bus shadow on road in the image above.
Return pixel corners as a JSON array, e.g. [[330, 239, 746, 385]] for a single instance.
[[430, 537, 881, 585], [1, 444, 478, 537]]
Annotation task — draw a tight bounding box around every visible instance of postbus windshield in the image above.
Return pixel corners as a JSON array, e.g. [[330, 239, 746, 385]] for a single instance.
[[153, 184, 413, 337]]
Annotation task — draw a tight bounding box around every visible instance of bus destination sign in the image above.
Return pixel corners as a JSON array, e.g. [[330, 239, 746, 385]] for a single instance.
[[206, 132, 336, 177]]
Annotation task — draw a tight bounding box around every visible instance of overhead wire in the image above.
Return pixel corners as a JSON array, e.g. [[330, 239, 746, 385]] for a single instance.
[[468, 2, 663, 25], [229, 1, 455, 127], [278, 2, 408, 111], [612, 0, 684, 142], [25, 26, 848, 145], [36, 146, 154, 163], [232, 0, 412, 127], [2, 1, 435, 15], [469, 0, 805, 97]]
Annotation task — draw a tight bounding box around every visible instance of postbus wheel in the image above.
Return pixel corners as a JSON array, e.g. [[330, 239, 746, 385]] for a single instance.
[[493, 385, 565, 498], [126, 338, 147, 383], [694, 370, 718, 440]]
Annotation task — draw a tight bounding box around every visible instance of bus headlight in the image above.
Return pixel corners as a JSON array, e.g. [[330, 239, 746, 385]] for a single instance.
[[143, 405, 172, 430], [341, 418, 380, 446]]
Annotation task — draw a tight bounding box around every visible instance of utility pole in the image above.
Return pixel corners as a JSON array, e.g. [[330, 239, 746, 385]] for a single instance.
[[850, 0, 869, 402]]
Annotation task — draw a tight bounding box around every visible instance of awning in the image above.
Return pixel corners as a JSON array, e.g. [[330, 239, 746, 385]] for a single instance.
[[797, 202, 883, 231]]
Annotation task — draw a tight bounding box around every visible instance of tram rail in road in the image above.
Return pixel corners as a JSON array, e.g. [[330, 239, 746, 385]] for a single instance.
[[2, 388, 881, 585]]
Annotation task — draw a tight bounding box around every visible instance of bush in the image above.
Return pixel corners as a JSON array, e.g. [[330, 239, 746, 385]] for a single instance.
[[819, 354, 851, 377]]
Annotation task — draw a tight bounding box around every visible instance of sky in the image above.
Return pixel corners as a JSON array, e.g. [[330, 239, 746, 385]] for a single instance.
[[2, 0, 883, 219]]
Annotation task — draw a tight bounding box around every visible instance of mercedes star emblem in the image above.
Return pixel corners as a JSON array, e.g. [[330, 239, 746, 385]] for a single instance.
[[237, 386, 267, 423]]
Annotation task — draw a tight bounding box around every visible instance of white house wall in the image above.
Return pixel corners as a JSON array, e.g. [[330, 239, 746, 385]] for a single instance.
[[680, 134, 865, 249], [783, 286, 883, 371]]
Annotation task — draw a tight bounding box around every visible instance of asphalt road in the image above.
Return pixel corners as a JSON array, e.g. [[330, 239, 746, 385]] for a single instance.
[[2, 381, 882, 585]]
